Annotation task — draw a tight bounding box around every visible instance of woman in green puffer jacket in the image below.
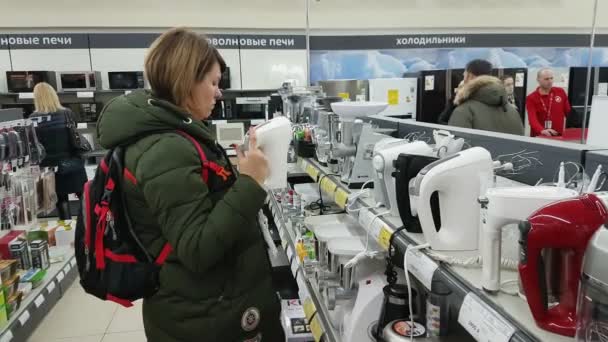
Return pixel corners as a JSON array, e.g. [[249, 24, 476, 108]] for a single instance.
[[96, 27, 284, 342]]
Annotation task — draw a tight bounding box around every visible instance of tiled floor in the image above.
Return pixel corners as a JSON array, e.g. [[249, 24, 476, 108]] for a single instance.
[[29, 281, 147, 342]]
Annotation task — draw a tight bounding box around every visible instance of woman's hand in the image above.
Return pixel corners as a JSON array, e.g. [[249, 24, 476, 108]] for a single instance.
[[237, 128, 270, 186]]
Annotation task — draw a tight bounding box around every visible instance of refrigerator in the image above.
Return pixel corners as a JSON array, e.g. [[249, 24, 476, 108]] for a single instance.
[[411, 70, 448, 123], [368, 78, 418, 119]]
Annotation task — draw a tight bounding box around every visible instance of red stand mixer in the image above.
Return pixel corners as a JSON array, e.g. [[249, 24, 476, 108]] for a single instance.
[[518, 192, 608, 337]]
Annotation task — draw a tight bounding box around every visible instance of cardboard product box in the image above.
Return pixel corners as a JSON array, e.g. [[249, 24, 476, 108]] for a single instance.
[[0, 230, 26, 259], [27, 230, 50, 245], [0, 305, 7, 328], [281, 299, 314, 342], [29, 240, 50, 270], [20, 268, 46, 288], [2, 275, 19, 300], [6, 292, 23, 318], [0, 260, 18, 285], [9, 238, 31, 270]]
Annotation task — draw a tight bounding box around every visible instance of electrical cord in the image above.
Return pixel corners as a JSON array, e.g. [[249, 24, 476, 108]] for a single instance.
[[424, 251, 519, 270], [404, 243, 430, 342], [317, 173, 341, 215], [346, 180, 375, 213], [385, 226, 408, 285], [344, 209, 389, 269]]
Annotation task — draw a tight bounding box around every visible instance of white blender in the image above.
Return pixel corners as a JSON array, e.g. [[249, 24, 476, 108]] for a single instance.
[[412, 147, 494, 251], [478, 186, 578, 293], [330, 101, 390, 188]]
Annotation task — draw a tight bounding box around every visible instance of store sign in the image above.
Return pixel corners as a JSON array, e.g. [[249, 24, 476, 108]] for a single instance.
[[1, 33, 89, 49], [310, 33, 605, 50], [237, 35, 306, 50]]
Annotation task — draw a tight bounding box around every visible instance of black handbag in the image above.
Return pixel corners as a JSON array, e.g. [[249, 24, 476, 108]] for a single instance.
[[63, 110, 92, 155]]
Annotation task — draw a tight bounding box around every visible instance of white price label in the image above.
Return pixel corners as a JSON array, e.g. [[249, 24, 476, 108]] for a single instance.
[[77, 123, 88, 129], [291, 259, 299, 276], [0, 330, 13, 342], [47, 281, 56, 293], [405, 248, 438, 290], [213, 120, 228, 125], [57, 271, 65, 282], [18, 310, 30, 326], [250, 119, 266, 125], [70, 258, 77, 267], [286, 246, 294, 261], [124, 90, 132, 95], [458, 293, 516, 342], [18, 92, 34, 99], [425, 75, 435, 91], [77, 91, 95, 98], [65, 264, 72, 273], [34, 295, 46, 308]]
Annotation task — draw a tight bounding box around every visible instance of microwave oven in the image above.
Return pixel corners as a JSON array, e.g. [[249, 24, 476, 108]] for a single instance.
[[234, 97, 269, 120], [220, 67, 231, 89], [6, 71, 56, 93], [57, 71, 102, 92], [108, 71, 146, 90]]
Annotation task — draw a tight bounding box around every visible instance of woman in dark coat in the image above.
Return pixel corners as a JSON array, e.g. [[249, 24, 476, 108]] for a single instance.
[[30, 82, 88, 219]]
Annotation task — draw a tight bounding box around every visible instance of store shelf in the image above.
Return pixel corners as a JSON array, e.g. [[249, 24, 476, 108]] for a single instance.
[[267, 193, 339, 342], [0, 252, 77, 342], [295, 157, 574, 342]]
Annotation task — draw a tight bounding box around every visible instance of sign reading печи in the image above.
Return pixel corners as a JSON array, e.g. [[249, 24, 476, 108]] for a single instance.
[[236, 35, 306, 50], [0, 33, 89, 49]]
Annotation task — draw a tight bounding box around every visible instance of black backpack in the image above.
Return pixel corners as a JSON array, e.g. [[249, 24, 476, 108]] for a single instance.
[[75, 130, 227, 307]]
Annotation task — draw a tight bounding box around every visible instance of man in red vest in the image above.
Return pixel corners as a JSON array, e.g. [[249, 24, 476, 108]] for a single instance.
[[526, 68, 571, 137]]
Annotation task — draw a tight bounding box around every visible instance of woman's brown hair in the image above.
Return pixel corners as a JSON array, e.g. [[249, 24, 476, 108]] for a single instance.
[[145, 27, 226, 107]]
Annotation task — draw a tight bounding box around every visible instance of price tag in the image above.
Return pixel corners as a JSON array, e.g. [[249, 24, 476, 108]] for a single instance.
[[388, 89, 399, 105], [250, 119, 265, 125], [286, 246, 294, 261], [458, 293, 516, 342], [378, 226, 393, 250], [57, 271, 65, 282], [338, 92, 350, 100], [299, 158, 308, 170], [70, 258, 77, 267], [34, 295, 46, 308], [320, 178, 337, 195], [18, 92, 34, 99], [77, 91, 95, 98], [425, 76, 435, 91], [309, 316, 324, 342], [305, 165, 319, 181], [47, 281, 56, 293], [334, 188, 349, 209], [213, 120, 228, 125], [18, 310, 30, 326], [0, 330, 13, 342], [303, 297, 316, 320], [76, 123, 88, 129], [405, 247, 438, 290], [65, 264, 72, 273]]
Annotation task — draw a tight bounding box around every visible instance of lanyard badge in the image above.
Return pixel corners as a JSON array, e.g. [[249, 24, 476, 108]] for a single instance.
[[540, 92, 554, 130]]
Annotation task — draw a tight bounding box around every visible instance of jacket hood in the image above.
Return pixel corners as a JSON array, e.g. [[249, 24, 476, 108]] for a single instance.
[[97, 90, 215, 149], [455, 76, 509, 109]]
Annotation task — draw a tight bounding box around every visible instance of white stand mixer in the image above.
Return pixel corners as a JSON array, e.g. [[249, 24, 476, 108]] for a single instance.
[[372, 140, 433, 217]]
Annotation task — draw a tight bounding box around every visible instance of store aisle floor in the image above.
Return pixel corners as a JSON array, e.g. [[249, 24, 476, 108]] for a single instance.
[[29, 281, 146, 342]]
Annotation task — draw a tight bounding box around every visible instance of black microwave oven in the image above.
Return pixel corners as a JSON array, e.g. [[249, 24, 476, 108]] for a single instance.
[[6, 71, 56, 93], [108, 71, 145, 90], [57, 71, 102, 92]]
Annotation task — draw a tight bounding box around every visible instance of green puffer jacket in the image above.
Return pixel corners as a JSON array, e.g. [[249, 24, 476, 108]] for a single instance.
[[448, 75, 524, 136], [97, 90, 283, 342]]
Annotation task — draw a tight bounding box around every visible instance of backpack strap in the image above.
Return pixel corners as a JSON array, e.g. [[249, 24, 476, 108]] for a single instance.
[[151, 130, 230, 265]]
